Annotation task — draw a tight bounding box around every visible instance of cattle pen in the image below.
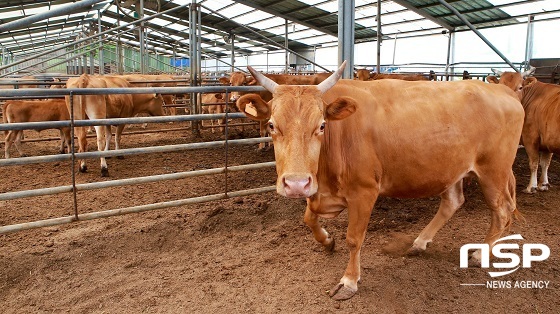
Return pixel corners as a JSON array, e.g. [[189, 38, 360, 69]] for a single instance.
[[0, 84, 277, 234]]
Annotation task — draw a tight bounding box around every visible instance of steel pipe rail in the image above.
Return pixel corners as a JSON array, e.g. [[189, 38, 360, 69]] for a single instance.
[[0, 161, 276, 201], [0, 85, 266, 97], [0, 186, 276, 234], [0, 137, 272, 167], [0, 113, 249, 131]]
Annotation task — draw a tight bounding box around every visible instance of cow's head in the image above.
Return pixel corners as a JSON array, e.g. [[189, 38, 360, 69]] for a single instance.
[[486, 66, 536, 92], [229, 72, 256, 102], [146, 93, 166, 116], [354, 69, 372, 81], [237, 61, 355, 198]]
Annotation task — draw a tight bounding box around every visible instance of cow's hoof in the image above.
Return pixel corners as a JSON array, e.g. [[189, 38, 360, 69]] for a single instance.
[[79, 165, 88, 173], [117, 155, 125, 160], [538, 183, 550, 191], [405, 246, 425, 256], [522, 187, 537, 194], [324, 237, 335, 253], [328, 283, 357, 301], [101, 168, 109, 177]]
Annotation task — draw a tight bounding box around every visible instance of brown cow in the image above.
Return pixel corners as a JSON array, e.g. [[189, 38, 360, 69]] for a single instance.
[[517, 80, 560, 193], [354, 69, 372, 81], [3, 99, 71, 158], [201, 93, 226, 133], [237, 61, 524, 300], [66, 74, 164, 176], [120, 74, 177, 115], [486, 67, 535, 92], [485, 67, 554, 193]]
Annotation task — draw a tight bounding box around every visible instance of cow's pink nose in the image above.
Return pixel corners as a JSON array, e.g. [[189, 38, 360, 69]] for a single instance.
[[282, 176, 312, 198]]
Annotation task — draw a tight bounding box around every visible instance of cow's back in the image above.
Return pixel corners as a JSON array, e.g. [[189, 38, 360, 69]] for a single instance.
[[4, 99, 69, 123], [321, 79, 524, 198]]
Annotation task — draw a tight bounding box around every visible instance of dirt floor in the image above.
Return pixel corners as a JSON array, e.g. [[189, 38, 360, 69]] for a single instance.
[[0, 121, 559, 313]]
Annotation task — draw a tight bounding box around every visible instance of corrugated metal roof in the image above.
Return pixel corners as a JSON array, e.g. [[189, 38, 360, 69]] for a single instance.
[[0, 0, 558, 61]]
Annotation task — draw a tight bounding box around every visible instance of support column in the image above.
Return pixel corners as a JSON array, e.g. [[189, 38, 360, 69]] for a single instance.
[[139, 0, 146, 74], [230, 33, 235, 73], [285, 19, 289, 73], [98, 9, 104, 74], [445, 31, 455, 81], [338, 0, 354, 78], [1, 46, 5, 75], [524, 14, 534, 70], [189, 1, 200, 136], [376, 0, 381, 73]]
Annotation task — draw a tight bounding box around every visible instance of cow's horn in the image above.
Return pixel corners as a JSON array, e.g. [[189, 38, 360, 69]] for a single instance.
[[522, 66, 536, 79], [247, 66, 278, 93], [317, 60, 347, 94], [491, 68, 503, 76]]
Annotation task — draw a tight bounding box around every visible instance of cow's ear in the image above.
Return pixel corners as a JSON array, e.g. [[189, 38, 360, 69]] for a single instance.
[[486, 76, 499, 84], [325, 97, 357, 120], [247, 79, 257, 86], [523, 77, 537, 87], [218, 77, 230, 85], [237, 94, 270, 121]]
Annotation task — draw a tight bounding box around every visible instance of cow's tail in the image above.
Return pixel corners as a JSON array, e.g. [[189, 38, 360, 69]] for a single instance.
[[508, 170, 525, 229], [77, 75, 88, 120]]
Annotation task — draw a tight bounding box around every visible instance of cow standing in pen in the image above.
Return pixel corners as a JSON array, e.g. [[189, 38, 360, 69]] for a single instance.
[[66, 74, 165, 177], [486, 67, 560, 193], [236, 61, 524, 300], [3, 99, 71, 158]]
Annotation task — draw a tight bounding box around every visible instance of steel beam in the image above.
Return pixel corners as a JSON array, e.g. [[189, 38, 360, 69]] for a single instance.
[[0, 0, 106, 33], [437, 0, 518, 72]]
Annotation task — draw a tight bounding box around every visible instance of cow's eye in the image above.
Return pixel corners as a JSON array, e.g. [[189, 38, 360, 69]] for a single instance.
[[319, 121, 326, 132], [268, 122, 275, 132]]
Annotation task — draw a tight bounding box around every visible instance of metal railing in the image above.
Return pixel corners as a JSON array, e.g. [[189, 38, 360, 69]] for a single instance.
[[0, 85, 274, 234]]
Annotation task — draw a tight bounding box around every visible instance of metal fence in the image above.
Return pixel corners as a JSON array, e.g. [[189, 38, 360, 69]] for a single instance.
[[0, 85, 275, 234]]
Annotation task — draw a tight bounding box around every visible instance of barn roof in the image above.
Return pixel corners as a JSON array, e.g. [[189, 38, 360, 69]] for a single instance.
[[0, 0, 558, 60]]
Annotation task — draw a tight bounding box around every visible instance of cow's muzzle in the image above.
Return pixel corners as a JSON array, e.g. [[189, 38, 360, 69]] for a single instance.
[[281, 174, 313, 198]]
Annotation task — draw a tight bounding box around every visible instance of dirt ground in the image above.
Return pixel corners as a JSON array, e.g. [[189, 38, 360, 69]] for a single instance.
[[0, 121, 559, 313]]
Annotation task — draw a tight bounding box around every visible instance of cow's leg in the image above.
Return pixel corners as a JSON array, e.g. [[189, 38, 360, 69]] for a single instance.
[[538, 152, 553, 191], [114, 124, 125, 159], [75, 126, 88, 172], [12, 130, 27, 157], [329, 192, 377, 301], [93, 125, 110, 177], [524, 144, 540, 193], [57, 129, 66, 154], [258, 120, 268, 151], [408, 179, 464, 255], [471, 170, 517, 265], [303, 205, 335, 252], [4, 130, 15, 158]]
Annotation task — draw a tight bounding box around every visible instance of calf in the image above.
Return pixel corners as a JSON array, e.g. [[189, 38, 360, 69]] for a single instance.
[[3, 99, 70, 158]]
